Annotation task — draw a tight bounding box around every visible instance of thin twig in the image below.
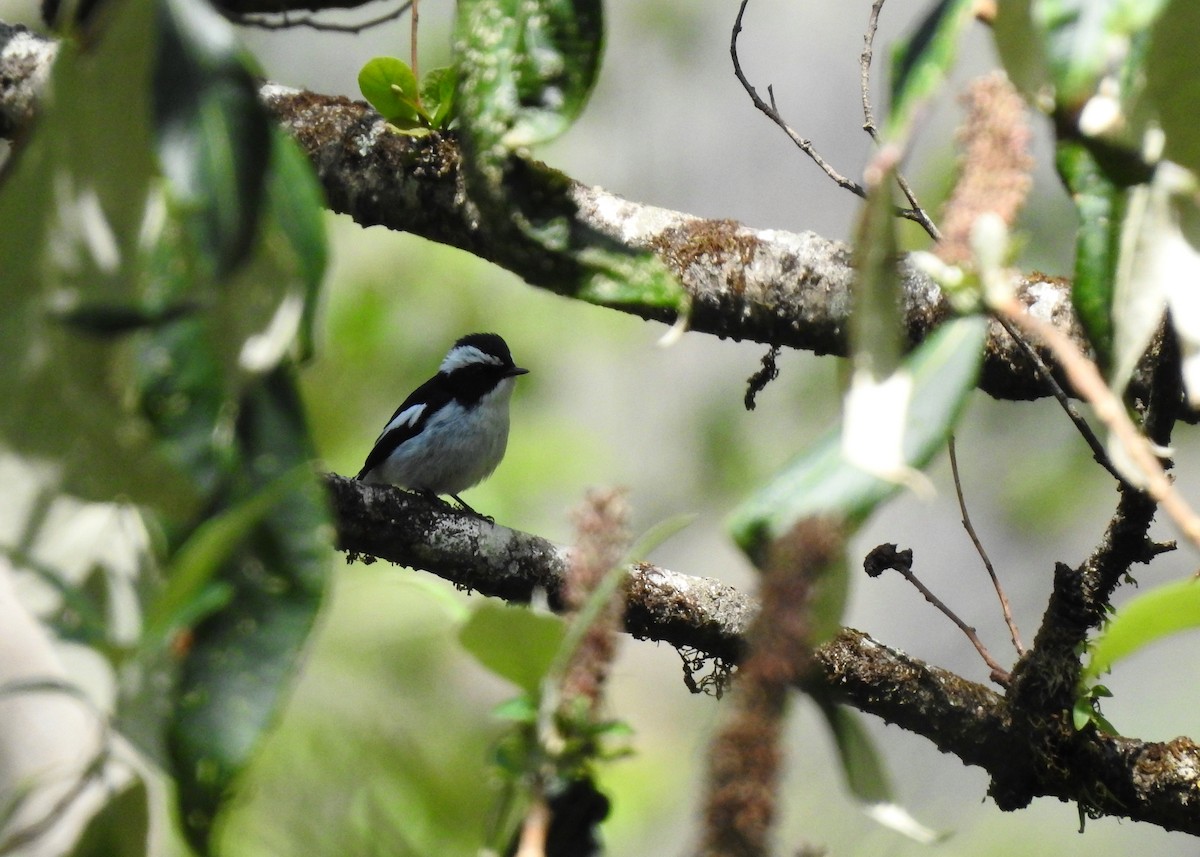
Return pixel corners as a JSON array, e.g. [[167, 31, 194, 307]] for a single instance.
[[996, 298, 1200, 555], [410, 0, 420, 84], [857, 0, 941, 241], [232, 0, 412, 33], [893, 562, 1010, 685], [948, 435, 1025, 655], [731, 0, 866, 198], [859, 0, 886, 137], [993, 313, 1126, 484]]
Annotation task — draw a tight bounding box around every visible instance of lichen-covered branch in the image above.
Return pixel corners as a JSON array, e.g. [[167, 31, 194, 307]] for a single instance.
[[325, 474, 1200, 836], [0, 24, 1086, 403], [257, 82, 1081, 402]]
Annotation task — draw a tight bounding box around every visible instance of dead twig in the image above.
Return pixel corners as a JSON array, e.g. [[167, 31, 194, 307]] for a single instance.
[[858, 0, 941, 240], [948, 435, 1025, 655]]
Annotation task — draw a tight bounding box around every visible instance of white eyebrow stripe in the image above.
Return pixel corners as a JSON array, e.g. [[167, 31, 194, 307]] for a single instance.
[[440, 344, 503, 373], [382, 402, 426, 436]]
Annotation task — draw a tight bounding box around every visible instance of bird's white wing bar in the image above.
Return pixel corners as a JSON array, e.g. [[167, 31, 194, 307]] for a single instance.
[[380, 402, 427, 438]]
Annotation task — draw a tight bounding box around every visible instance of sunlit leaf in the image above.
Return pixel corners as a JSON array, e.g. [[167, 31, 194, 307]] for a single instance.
[[1081, 577, 1200, 685], [453, 0, 685, 312], [0, 0, 196, 513], [357, 56, 424, 126], [456, 0, 603, 150], [1057, 142, 1124, 368]]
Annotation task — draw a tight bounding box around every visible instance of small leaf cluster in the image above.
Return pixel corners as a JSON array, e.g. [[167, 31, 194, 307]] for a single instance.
[[358, 57, 458, 134]]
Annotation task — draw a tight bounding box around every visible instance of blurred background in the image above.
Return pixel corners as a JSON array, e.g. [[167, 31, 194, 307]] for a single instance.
[[3, 0, 1200, 854]]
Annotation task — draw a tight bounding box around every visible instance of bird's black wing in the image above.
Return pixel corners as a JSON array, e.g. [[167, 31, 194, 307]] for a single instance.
[[356, 375, 450, 479]]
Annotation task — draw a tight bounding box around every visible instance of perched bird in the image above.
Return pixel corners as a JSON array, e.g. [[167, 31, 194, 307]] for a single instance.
[[356, 333, 528, 515]]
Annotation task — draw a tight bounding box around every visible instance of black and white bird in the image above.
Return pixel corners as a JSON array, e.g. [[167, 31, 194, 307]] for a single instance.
[[356, 333, 528, 514]]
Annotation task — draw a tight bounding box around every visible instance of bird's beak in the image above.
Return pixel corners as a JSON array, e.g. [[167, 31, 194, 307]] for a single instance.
[[508, 366, 530, 377]]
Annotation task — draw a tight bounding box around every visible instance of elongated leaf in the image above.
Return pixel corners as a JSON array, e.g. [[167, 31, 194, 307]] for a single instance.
[[154, 0, 271, 277], [1081, 577, 1200, 684], [816, 697, 891, 804], [1056, 142, 1125, 368], [992, 0, 1052, 100], [263, 131, 328, 364], [888, 0, 975, 142], [0, 0, 197, 513], [460, 603, 567, 694], [730, 317, 987, 566], [852, 162, 903, 380], [454, 0, 685, 312], [168, 369, 332, 851], [1145, 0, 1200, 175], [1110, 163, 1200, 406], [142, 466, 311, 650], [457, 0, 603, 150], [815, 698, 946, 842]]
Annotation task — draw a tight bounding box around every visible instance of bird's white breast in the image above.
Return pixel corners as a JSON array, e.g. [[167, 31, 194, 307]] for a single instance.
[[365, 376, 517, 495]]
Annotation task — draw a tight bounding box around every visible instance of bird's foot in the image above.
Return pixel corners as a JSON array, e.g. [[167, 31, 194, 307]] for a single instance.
[[450, 493, 494, 525]]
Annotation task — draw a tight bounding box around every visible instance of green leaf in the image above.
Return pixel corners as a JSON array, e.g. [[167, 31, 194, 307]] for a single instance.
[[142, 466, 312, 650], [993, 0, 1053, 100], [154, 0, 271, 277], [421, 66, 460, 129], [851, 162, 903, 380], [1029, 0, 1168, 108], [264, 130, 329, 363], [1056, 141, 1125, 368], [887, 0, 975, 143], [814, 699, 947, 842], [493, 694, 540, 723], [1145, 0, 1200, 175], [456, 0, 604, 150], [168, 369, 332, 851], [730, 316, 987, 566], [1072, 696, 1095, 731], [452, 0, 683, 312], [460, 603, 567, 694], [1080, 576, 1200, 685], [67, 779, 150, 857], [357, 56, 425, 126], [816, 698, 892, 804]]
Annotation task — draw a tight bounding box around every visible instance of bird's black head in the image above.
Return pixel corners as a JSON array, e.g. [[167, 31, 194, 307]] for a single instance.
[[439, 333, 529, 401]]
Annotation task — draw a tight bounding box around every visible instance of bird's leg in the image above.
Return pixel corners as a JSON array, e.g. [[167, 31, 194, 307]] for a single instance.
[[450, 493, 494, 524]]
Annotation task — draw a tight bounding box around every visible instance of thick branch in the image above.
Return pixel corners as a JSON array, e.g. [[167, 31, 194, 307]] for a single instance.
[[258, 83, 1081, 402], [325, 474, 1200, 835], [0, 26, 1088, 403]]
